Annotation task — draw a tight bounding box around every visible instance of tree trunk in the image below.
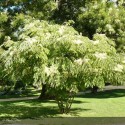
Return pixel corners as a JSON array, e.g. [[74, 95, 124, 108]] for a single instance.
[[38, 84, 55, 100], [91, 86, 98, 94], [38, 84, 47, 99]]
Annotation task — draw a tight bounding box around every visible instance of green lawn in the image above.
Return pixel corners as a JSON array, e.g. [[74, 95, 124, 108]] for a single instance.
[[0, 89, 125, 120]]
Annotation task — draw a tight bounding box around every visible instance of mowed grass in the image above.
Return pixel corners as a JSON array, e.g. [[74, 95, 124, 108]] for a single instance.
[[0, 89, 125, 120]]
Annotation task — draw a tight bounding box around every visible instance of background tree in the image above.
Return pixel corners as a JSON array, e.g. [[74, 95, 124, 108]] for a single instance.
[[77, 1, 125, 52], [52, 0, 125, 52]]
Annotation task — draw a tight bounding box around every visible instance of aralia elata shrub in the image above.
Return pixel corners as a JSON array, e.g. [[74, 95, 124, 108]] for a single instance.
[[1, 18, 125, 113]]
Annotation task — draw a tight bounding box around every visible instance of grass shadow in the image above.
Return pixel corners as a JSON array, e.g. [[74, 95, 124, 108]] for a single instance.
[[0, 88, 41, 99], [69, 108, 91, 116], [76, 89, 125, 99], [0, 99, 89, 120], [0, 99, 59, 120]]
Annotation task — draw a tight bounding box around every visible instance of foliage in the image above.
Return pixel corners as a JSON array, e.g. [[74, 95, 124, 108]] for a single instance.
[[52, 0, 125, 52], [26, 0, 57, 20], [77, 1, 125, 51], [0, 12, 8, 44], [1, 0, 125, 52], [0, 0, 57, 20]]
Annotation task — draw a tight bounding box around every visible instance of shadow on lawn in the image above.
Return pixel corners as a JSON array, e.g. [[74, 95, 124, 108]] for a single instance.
[[0, 89, 41, 99], [0, 99, 90, 119], [76, 89, 125, 99]]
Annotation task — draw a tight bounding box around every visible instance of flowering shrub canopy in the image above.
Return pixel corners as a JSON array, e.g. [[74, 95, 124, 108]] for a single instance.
[[1, 18, 125, 93]]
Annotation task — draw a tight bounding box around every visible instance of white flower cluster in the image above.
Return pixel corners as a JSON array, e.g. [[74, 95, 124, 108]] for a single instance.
[[58, 26, 65, 35], [93, 4, 98, 9], [102, 0, 107, 3], [83, 58, 90, 63], [114, 64, 124, 72], [106, 24, 112, 29], [74, 58, 83, 65], [94, 52, 107, 60], [44, 65, 58, 76], [25, 37, 37, 44], [80, 7, 86, 12], [74, 58, 90, 65], [115, 19, 120, 24], [46, 33, 51, 39], [109, 8, 113, 12], [106, 24, 115, 33], [23, 20, 40, 30], [91, 40, 100, 45], [24, 23, 35, 30], [99, 34, 105, 36], [122, 60, 125, 64], [73, 39, 83, 45], [5, 36, 11, 41], [122, 57, 125, 64], [9, 48, 17, 56], [93, 68, 99, 73], [10, 51, 14, 56]]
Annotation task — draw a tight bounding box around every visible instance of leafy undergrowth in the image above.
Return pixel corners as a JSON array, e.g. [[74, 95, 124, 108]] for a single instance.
[[0, 89, 125, 120], [0, 86, 41, 99]]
